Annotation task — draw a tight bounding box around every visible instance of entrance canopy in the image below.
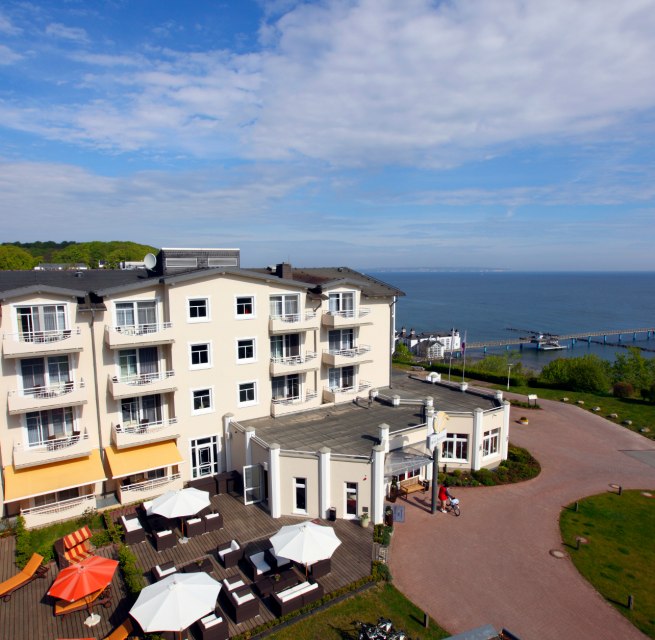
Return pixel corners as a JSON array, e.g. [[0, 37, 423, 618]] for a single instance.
[[384, 446, 433, 477]]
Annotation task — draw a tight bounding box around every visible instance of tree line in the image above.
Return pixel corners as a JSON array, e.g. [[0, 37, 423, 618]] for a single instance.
[[0, 241, 157, 270]]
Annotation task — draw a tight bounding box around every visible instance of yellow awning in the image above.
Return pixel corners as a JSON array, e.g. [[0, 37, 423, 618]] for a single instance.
[[3, 450, 106, 503], [104, 441, 183, 479]]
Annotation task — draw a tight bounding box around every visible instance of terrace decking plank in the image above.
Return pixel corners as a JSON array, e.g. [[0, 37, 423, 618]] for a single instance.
[[0, 492, 374, 639]]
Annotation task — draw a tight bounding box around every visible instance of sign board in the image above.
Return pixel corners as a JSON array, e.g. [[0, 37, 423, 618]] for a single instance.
[[427, 431, 447, 450], [528, 394, 538, 401]]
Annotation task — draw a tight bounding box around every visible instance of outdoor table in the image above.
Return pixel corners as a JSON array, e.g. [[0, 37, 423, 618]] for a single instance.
[[255, 567, 298, 597], [182, 557, 213, 574]]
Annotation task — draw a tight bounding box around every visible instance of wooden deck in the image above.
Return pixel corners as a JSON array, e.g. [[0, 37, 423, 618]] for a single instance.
[[0, 492, 374, 639]]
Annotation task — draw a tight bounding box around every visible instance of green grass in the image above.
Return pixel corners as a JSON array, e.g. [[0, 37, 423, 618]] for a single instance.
[[560, 491, 655, 638], [266, 583, 450, 639]]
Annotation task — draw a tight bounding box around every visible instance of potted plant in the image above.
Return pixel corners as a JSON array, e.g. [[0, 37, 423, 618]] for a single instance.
[[389, 476, 398, 502], [360, 511, 370, 528], [519, 416, 529, 425]]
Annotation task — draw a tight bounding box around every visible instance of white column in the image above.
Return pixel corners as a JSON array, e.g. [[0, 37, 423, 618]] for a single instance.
[[245, 426, 255, 467], [269, 444, 281, 519], [372, 444, 386, 525], [501, 400, 511, 460], [222, 413, 233, 471], [472, 408, 484, 471], [378, 423, 390, 453], [318, 447, 331, 519], [426, 406, 435, 433]]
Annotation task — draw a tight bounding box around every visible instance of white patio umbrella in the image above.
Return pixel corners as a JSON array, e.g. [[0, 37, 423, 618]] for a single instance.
[[150, 487, 210, 540], [270, 521, 341, 573], [130, 572, 221, 640]]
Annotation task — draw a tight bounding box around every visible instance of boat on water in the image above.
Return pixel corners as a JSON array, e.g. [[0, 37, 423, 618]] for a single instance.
[[530, 333, 567, 350]]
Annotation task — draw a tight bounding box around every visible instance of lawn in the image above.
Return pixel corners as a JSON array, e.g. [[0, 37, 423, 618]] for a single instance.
[[266, 582, 450, 639], [560, 491, 655, 638]]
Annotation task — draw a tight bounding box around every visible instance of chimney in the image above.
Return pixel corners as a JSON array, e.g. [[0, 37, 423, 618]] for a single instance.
[[276, 263, 293, 280], [400, 326, 406, 337], [409, 328, 416, 338]]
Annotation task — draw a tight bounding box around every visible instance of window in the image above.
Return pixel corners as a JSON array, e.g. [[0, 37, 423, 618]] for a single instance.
[[237, 338, 256, 362], [190, 342, 211, 368], [442, 434, 469, 461], [345, 482, 358, 517], [328, 366, 354, 391], [33, 487, 79, 507], [483, 428, 500, 456], [192, 388, 213, 414], [236, 296, 254, 317], [26, 407, 74, 446], [21, 356, 71, 392], [16, 304, 67, 341], [118, 347, 158, 382], [238, 381, 257, 405], [190, 436, 220, 478], [328, 291, 355, 317], [270, 334, 300, 360], [293, 477, 307, 513], [115, 300, 157, 332], [188, 298, 209, 321], [328, 329, 354, 352], [397, 468, 421, 482], [269, 294, 299, 320], [272, 374, 300, 401], [121, 394, 162, 427]]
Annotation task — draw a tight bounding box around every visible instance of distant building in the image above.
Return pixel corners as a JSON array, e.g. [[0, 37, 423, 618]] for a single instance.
[[396, 327, 461, 358], [34, 263, 88, 271]]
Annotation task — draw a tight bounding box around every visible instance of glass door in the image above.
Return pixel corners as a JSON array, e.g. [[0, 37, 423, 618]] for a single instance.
[[243, 464, 263, 505], [345, 482, 358, 518]]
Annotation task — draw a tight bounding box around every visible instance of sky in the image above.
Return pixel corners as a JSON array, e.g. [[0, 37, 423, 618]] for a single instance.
[[1, 0, 655, 271]]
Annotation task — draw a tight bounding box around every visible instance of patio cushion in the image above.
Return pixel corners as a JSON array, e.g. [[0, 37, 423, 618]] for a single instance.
[[233, 590, 255, 605], [63, 539, 92, 564], [201, 614, 223, 628], [223, 577, 245, 591], [249, 552, 270, 576], [62, 525, 92, 550]]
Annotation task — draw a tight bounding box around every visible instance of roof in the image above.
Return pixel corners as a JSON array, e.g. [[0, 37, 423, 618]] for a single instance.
[[241, 372, 499, 456]]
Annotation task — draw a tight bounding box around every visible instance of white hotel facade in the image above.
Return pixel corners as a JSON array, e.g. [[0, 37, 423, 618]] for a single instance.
[[0, 248, 509, 529]]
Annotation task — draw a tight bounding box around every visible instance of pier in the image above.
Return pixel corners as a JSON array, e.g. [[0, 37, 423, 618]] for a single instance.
[[467, 327, 655, 353]]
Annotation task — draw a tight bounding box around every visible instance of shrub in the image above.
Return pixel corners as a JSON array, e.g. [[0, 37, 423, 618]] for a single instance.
[[372, 561, 392, 582], [14, 515, 32, 568], [472, 468, 495, 486], [613, 381, 634, 398], [118, 543, 145, 597]]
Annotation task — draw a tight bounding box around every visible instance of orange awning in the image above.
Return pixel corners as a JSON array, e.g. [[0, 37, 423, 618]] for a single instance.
[[104, 441, 183, 479]]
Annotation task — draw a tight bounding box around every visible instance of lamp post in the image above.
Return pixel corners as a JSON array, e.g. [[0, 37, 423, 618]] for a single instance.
[[507, 363, 514, 391]]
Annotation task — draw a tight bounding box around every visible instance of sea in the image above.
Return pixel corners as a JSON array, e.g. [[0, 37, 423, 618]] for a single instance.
[[365, 271, 655, 373]]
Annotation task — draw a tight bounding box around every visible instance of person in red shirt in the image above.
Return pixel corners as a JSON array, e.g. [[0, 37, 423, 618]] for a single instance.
[[438, 484, 451, 512]]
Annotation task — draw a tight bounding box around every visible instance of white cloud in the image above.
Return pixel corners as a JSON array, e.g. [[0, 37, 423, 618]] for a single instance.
[[0, 13, 22, 36], [0, 44, 23, 65], [45, 22, 89, 44]]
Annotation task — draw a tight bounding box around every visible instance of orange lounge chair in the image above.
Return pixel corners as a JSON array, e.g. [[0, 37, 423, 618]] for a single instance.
[[54, 585, 112, 617], [103, 617, 135, 640], [0, 552, 48, 602]]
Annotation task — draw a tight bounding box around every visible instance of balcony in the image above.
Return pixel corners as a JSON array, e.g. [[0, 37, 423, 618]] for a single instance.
[[111, 418, 180, 449], [321, 308, 372, 328], [271, 390, 320, 417], [13, 429, 92, 469], [7, 381, 87, 415], [2, 328, 84, 359], [104, 322, 175, 349], [322, 345, 373, 367], [270, 351, 319, 376], [117, 473, 183, 504], [323, 380, 372, 404], [269, 311, 319, 334], [108, 371, 177, 399], [21, 494, 98, 529]]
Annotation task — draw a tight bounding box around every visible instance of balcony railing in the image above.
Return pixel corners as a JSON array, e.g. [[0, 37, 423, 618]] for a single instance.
[[108, 370, 177, 399], [269, 311, 318, 334], [104, 322, 174, 349], [13, 428, 91, 468], [321, 307, 372, 327], [322, 380, 372, 404], [111, 418, 180, 449], [269, 351, 318, 375], [117, 473, 183, 504], [2, 327, 84, 358], [21, 494, 97, 529], [271, 390, 320, 417], [321, 345, 372, 367], [7, 380, 87, 414]]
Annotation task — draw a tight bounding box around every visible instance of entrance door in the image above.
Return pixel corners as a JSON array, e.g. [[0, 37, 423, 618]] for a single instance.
[[243, 464, 263, 505], [345, 482, 358, 518]]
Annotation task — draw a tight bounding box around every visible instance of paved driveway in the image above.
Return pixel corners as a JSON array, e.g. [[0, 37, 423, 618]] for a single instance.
[[389, 397, 655, 640]]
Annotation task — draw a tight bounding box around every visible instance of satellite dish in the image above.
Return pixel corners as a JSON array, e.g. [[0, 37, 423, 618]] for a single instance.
[[144, 253, 157, 270]]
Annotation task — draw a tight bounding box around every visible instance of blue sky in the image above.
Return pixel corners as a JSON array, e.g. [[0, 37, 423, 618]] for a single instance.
[[1, 0, 655, 270]]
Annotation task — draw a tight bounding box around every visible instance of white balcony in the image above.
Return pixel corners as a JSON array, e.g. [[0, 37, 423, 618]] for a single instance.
[[2, 328, 84, 359], [323, 381, 372, 404], [104, 323, 175, 349], [7, 381, 87, 415], [21, 494, 97, 529], [108, 371, 177, 399], [322, 345, 373, 367], [111, 418, 180, 449], [269, 351, 319, 376], [269, 311, 319, 334], [321, 308, 372, 328], [117, 473, 183, 504], [13, 429, 92, 469], [271, 390, 321, 417]]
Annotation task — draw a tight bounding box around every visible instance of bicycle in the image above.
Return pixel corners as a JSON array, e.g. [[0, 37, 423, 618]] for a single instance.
[[444, 495, 461, 516]]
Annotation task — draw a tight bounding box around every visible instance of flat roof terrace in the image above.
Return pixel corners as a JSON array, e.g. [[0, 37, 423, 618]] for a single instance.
[[242, 372, 500, 456]]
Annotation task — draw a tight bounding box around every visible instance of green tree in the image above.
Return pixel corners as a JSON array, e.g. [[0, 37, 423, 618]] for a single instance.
[[612, 348, 654, 393], [540, 354, 611, 393], [0, 245, 37, 270]]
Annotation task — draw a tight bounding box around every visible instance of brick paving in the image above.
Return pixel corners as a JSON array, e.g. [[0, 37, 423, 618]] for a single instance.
[[389, 396, 655, 640]]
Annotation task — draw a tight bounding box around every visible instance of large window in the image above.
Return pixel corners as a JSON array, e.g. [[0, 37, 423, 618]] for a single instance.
[[188, 298, 209, 321], [237, 338, 256, 362], [328, 366, 354, 391], [272, 374, 300, 401], [270, 334, 300, 360], [115, 300, 157, 332], [190, 436, 220, 478], [293, 477, 307, 513], [21, 356, 71, 392], [121, 394, 162, 427], [328, 291, 355, 317], [238, 381, 257, 406], [236, 296, 255, 317], [118, 347, 158, 381], [192, 388, 213, 414], [190, 342, 211, 369], [269, 294, 299, 321], [442, 434, 469, 461], [26, 407, 74, 446], [16, 304, 67, 341], [482, 428, 500, 457], [328, 329, 354, 353]]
